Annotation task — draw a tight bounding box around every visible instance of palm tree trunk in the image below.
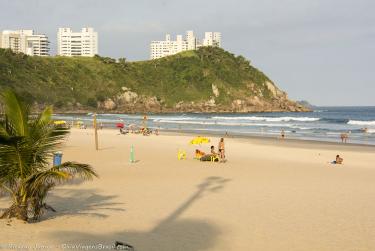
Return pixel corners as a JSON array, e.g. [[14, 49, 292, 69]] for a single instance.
[[0, 203, 28, 221]]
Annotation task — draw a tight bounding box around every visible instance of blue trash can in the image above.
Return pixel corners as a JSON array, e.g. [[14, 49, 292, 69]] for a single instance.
[[53, 152, 63, 166]]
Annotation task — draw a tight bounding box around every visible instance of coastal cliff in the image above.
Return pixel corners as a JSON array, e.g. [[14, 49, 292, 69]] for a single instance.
[[0, 47, 308, 113]]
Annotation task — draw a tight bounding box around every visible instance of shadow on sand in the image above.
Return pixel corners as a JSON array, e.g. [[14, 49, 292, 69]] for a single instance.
[[41, 188, 125, 220], [48, 176, 231, 251]]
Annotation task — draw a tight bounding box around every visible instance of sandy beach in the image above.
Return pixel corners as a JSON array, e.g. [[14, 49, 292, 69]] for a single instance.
[[1, 128, 375, 251]]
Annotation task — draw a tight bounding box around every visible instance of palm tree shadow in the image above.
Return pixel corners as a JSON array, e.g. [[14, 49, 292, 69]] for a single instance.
[[48, 176, 231, 251], [41, 188, 125, 221]]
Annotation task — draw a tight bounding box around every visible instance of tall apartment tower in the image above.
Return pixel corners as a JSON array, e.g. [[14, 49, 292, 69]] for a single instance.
[[150, 30, 222, 59], [186, 30, 197, 50], [203, 32, 221, 47], [57, 27, 98, 57], [0, 30, 49, 56]]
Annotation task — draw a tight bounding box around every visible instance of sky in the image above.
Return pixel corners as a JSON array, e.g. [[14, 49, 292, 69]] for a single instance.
[[1, 0, 374, 106]]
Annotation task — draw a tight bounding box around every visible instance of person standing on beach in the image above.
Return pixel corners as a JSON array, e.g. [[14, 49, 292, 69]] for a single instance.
[[218, 138, 225, 161], [142, 115, 148, 129], [340, 132, 348, 143], [281, 129, 285, 139]]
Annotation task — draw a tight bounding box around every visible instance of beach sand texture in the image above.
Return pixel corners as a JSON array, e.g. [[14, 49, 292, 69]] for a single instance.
[[1, 128, 375, 251]]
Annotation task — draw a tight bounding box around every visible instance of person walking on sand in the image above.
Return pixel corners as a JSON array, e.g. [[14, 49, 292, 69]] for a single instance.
[[218, 138, 225, 161]]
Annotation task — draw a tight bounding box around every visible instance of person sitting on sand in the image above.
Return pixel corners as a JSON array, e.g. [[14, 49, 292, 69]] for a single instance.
[[333, 155, 343, 164], [119, 128, 128, 134], [200, 146, 218, 161], [210, 145, 217, 156], [195, 149, 205, 159]]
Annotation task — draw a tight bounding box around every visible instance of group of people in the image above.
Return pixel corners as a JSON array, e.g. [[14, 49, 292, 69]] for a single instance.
[[196, 138, 226, 162], [119, 127, 159, 136]]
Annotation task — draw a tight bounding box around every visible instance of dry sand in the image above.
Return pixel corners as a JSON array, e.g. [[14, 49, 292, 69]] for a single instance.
[[1, 128, 375, 251]]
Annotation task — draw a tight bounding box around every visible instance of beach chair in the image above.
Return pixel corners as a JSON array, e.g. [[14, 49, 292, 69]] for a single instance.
[[177, 149, 187, 160], [210, 155, 219, 162]]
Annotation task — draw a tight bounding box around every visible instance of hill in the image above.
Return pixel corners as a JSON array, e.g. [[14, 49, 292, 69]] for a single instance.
[[0, 47, 308, 113], [296, 100, 316, 110]]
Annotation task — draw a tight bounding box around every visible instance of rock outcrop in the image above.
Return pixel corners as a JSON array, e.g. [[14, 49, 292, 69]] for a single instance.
[[94, 84, 308, 113]]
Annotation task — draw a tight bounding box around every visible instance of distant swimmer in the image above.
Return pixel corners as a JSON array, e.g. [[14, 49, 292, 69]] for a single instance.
[[281, 129, 285, 139], [361, 127, 368, 133]]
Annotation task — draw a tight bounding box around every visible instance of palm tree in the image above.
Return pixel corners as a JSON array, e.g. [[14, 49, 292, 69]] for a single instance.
[[0, 90, 98, 221]]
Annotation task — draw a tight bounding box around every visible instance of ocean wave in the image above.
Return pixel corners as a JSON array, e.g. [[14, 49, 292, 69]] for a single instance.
[[152, 117, 204, 122], [347, 120, 375, 126], [155, 119, 295, 128], [320, 118, 349, 124], [211, 116, 320, 122]]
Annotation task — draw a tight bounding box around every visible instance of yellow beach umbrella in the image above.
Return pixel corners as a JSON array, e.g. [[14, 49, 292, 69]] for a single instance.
[[53, 120, 66, 125], [189, 136, 210, 145]]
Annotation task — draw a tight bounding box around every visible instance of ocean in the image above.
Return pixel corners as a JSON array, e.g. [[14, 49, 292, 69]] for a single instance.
[[53, 106, 375, 145]]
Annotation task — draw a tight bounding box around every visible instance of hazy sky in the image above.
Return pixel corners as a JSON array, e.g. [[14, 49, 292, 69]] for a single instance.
[[1, 0, 374, 106]]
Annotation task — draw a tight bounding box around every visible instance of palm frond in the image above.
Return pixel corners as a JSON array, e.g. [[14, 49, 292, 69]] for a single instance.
[[25, 162, 97, 198], [25, 170, 71, 198], [0, 125, 9, 138], [53, 162, 98, 180], [0, 179, 17, 201], [35, 106, 53, 127], [0, 90, 29, 136]]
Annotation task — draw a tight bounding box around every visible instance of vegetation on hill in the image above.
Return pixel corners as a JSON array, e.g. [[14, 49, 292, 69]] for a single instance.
[[0, 47, 307, 112]]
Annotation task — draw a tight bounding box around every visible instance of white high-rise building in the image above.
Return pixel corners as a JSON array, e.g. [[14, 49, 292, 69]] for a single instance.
[[150, 33, 188, 60], [186, 30, 197, 50], [202, 32, 221, 47], [0, 30, 49, 56], [150, 30, 221, 59], [57, 27, 98, 57]]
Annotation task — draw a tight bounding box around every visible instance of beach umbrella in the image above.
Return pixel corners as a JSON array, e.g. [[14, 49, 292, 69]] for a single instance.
[[53, 120, 66, 125], [116, 123, 124, 128], [189, 136, 211, 145]]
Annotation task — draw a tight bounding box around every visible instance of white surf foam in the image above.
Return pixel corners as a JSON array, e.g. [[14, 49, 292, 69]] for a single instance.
[[211, 116, 320, 122], [155, 119, 296, 127], [347, 120, 375, 126]]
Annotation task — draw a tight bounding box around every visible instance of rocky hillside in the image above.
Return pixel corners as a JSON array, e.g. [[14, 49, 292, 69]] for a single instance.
[[0, 47, 308, 113]]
